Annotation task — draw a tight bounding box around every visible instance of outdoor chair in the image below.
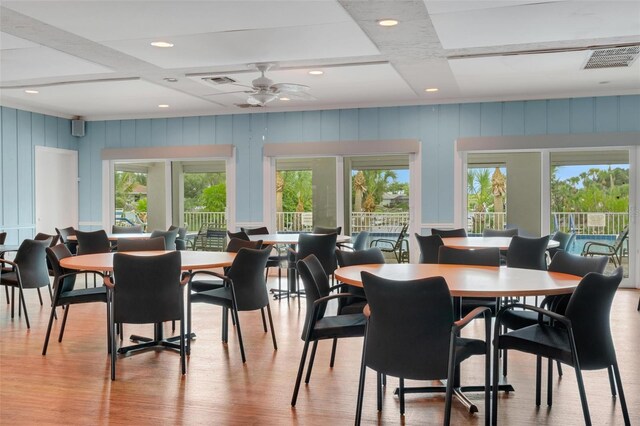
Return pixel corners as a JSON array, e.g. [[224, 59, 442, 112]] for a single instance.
[[581, 225, 628, 267], [193, 223, 226, 252], [112, 224, 143, 234], [369, 224, 409, 263]]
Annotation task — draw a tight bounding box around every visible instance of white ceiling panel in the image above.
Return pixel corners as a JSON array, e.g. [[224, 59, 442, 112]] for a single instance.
[[425, 1, 556, 15], [103, 22, 379, 69], [2, 1, 352, 42], [0, 46, 113, 82], [0, 79, 219, 118], [449, 51, 640, 98], [430, 1, 640, 49], [0, 32, 39, 50]]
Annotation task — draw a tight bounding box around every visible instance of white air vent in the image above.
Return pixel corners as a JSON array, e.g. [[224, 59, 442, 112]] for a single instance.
[[203, 76, 237, 85], [584, 46, 640, 69], [234, 103, 264, 109]]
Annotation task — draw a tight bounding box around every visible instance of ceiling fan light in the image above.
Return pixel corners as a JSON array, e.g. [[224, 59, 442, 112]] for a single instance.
[[248, 92, 278, 106]]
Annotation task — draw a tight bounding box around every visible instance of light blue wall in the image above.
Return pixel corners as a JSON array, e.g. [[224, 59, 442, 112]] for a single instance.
[[0, 107, 78, 244], [2, 96, 639, 238]]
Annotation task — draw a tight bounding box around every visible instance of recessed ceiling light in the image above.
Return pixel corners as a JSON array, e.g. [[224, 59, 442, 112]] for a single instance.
[[424, 88, 439, 92], [308, 70, 324, 75], [378, 19, 399, 27], [279, 97, 290, 101], [158, 104, 170, 108], [163, 77, 178, 83], [151, 41, 174, 48], [24, 89, 39, 94]]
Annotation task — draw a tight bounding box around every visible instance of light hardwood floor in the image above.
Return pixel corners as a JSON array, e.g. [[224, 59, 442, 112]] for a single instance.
[[1, 278, 638, 425]]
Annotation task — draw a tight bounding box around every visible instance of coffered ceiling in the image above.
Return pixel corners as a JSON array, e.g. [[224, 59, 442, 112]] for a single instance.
[[0, 0, 638, 120]]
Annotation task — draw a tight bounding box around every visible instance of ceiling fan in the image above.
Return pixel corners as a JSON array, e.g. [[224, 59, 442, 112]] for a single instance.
[[203, 63, 315, 107]]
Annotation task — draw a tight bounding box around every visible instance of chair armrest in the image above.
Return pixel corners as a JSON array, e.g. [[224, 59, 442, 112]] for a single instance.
[[188, 270, 229, 282], [453, 307, 490, 332], [336, 242, 354, 251], [328, 283, 354, 293], [103, 275, 114, 289], [496, 303, 572, 328], [0, 258, 17, 269], [313, 292, 366, 307], [581, 241, 613, 254]]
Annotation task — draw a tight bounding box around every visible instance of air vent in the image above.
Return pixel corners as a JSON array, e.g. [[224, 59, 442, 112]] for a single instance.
[[584, 46, 639, 69], [234, 103, 264, 109], [203, 76, 237, 85]]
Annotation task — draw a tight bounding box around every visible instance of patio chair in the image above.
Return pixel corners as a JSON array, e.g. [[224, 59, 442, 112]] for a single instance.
[[192, 223, 226, 252], [581, 225, 628, 267], [369, 224, 409, 263]]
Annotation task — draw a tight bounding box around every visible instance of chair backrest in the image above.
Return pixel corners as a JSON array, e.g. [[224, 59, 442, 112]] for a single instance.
[[150, 229, 179, 251], [431, 228, 467, 237], [34, 233, 60, 247], [168, 225, 187, 240], [112, 224, 143, 234], [13, 239, 51, 288], [438, 246, 500, 266], [548, 251, 608, 276], [46, 244, 77, 294], [117, 237, 166, 252], [313, 226, 342, 235], [76, 230, 111, 255], [415, 234, 443, 264], [296, 255, 332, 338], [506, 235, 549, 270], [112, 251, 183, 324], [551, 231, 576, 251], [226, 238, 263, 253], [565, 268, 623, 369], [295, 233, 338, 276], [0, 232, 6, 245], [336, 247, 385, 267], [483, 228, 519, 237], [361, 272, 454, 380], [351, 231, 370, 251], [227, 230, 250, 241], [241, 226, 270, 236], [612, 225, 629, 251], [55, 226, 76, 243], [226, 247, 272, 311]]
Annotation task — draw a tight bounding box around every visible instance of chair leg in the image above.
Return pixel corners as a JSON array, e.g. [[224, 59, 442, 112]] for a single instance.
[[547, 358, 553, 406], [106, 301, 111, 355], [535, 356, 542, 406], [42, 303, 58, 355], [180, 317, 186, 375], [573, 361, 592, 425], [221, 307, 228, 343], [611, 362, 631, 426], [58, 304, 70, 342], [355, 338, 368, 426], [491, 339, 501, 426], [444, 330, 457, 426], [4, 286, 9, 304], [260, 307, 267, 332], [502, 349, 508, 377], [110, 299, 116, 381], [556, 360, 563, 377], [608, 365, 617, 397], [376, 372, 382, 411], [399, 377, 405, 416], [18, 286, 30, 329], [232, 308, 246, 363], [186, 296, 192, 355], [11, 286, 15, 318], [266, 304, 277, 350], [304, 341, 318, 384], [291, 338, 311, 406], [330, 338, 338, 367], [36, 288, 43, 305]]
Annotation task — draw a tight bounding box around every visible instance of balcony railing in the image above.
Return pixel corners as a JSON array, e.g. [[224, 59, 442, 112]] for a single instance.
[[183, 212, 227, 232], [274, 211, 411, 233], [276, 212, 313, 232]]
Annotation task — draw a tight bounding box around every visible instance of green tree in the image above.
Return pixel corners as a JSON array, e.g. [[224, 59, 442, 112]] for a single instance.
[[200, 182, 227, 212], [281, 170, 313, 212]]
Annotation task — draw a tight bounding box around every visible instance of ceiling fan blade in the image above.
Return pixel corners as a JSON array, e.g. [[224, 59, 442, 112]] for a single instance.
[[203, 90, 254, 97], [279, 91, 316, 101], [272, 83, 309, 93]]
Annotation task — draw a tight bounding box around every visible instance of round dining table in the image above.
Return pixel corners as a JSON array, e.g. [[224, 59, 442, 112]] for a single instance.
[[67, 232, 153, 242], [441, 236, 559, 250]]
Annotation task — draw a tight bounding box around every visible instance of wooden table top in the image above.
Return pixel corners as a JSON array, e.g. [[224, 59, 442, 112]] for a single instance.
[[60, 250, 236, 272], [334, 264, 580, 297], [248, 233, 351, 245], [67, 232, 197, 242], [442, 236, 559, 250]]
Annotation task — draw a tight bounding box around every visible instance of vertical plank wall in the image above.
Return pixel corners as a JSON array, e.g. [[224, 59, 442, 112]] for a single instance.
[[0, 107, 77, 244]]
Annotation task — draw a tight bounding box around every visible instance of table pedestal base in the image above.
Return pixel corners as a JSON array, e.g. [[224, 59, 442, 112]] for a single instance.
[[393, 382, 514, 413], [117, 325, 195, 355]]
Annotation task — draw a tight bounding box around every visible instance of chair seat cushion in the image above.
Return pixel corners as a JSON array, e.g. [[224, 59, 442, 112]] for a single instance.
[[500, 309, 543, 331], [0, 271, 18, 285], [190, 279, 224, 293], [311, 313, 366, 340], [339, 301, 367, 315], [455, 337, 487, 363], [190, 286, 233, 308], [498, 324, 573, 365], [59, 287, 107, 305]]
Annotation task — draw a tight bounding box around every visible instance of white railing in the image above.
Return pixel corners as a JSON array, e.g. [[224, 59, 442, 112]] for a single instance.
[[467, 211, 629, 236], [351, 212, 409, 233], [276, 212, 313, 232], [183, 212, 226, 232]]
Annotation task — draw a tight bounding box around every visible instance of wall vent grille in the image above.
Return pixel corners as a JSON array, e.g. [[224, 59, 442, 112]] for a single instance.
[[203, 76, 237, 84], [584, 46, 639, 69]]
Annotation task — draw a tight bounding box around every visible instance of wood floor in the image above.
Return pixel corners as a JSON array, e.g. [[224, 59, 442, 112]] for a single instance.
[[1, 277, 638, 425]]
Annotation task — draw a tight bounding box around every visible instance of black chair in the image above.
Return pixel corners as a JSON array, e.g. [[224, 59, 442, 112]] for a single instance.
[[169, 225, 188, 250], [76, 230, 111, 255], [289, 233, 338, 295], [55, 226, 77, 255], [335, 248, 385, 315], [150, 229, 179, 251], [187, 247, 275, 363], [548, 231, 576, 259], [0, 231, 7, 302], [241, 226, 270, 236], [193, 223, 226, 251], [313, 226, 342, 235], [112, 224, 143, 234], [34, 232, 60, 278], [291, 254, 367, 407], [0, 238, 52, 328], [482, 228, 518, 237], [438, 246, 501, 317], [106, 251, 188, 380], [42, 244, 108, 355], [431, 228, 467, 237], [227, 230, 249, 241], [492, 268, 630, 425], [581, 225, 628, 267], [338, 230, 370, 251], [506, 235, 549, 271], [232, 228, 285, 295], [415, 233, 443, 264], [355, 272, 490, 424], [117, 237, 166, 252], [369, 224, 409, 263]]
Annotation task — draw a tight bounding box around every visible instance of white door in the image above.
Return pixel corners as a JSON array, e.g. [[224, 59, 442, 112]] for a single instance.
[[35, 146, 78, 234]]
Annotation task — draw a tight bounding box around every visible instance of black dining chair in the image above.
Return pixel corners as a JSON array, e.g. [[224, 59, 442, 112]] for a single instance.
[[187, 247, 275, 363], [548, 231, 576, 260], [415, 233, 443, 264], [117, 237, 166, 252], [150, 229, 179, 251], [0, 231, 8, 303], [112, 224, 143, 234], [106, 251, 188, 380], [291, 254, 367, 407], [289, 233, 338, 295], [355, 272, 491, 424], [42, 244, 108, 355], [76, 230, 111, 255], [313, 226, 342, 235], [169, 225, 188, 250], [240, 226, 286, 295], [431, 228, 467, 237], [55, 226, 78, 255], [337, 230, 370, 252], [506, 235, 550, 271], [227, 230, 250, 241], [492, 268, 630, 426], [0, 238, 52, 328], [482, 228, 519, 237]]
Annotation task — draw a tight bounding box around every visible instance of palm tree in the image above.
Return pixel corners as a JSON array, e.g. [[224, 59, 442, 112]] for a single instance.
[[353, 171, 366, 212]]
